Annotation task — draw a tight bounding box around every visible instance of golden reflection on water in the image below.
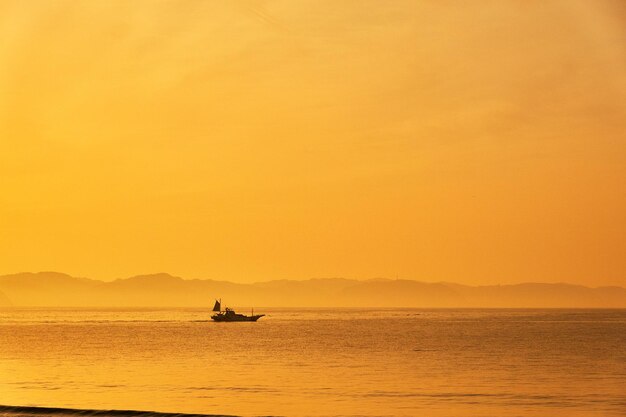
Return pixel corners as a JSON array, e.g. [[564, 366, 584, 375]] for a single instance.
[[1, 309, 625, 417]]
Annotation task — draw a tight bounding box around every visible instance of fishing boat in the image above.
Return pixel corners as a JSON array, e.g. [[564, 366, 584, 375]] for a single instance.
[[210, 299, 264, 322]]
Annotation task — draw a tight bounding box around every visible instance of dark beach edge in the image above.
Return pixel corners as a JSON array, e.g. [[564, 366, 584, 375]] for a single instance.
[[0, 406, 260, 417]]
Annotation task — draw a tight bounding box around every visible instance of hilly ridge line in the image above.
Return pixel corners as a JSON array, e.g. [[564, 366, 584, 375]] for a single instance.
[[0, 272, 624, 308]]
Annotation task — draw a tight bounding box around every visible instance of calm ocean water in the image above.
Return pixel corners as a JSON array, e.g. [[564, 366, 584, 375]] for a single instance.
[[0, 308, 624, 417]]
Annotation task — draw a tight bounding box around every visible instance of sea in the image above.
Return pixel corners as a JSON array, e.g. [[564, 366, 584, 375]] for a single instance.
[[0, 308, 624, 417]]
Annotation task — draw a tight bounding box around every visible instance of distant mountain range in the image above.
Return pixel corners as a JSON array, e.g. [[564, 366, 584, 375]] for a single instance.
[[0, 272, 625, 308]]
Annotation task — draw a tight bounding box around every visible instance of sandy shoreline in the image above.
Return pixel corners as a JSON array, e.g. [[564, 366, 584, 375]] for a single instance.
[[0, 406, 239, 417]]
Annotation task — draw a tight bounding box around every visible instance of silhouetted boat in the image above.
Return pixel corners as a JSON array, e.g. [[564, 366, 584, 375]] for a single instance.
[[210, 299, 264, 322]]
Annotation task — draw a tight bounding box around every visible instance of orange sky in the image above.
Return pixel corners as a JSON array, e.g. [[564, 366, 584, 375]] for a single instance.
[[1, 1, 624, 285]]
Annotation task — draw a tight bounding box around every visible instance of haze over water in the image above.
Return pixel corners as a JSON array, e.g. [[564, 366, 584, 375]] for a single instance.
[[2, 2, 625, 417], [1, 308, 625, 417]]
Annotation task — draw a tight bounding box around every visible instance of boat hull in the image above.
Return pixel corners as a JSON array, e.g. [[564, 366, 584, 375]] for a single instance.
[[211, 313, 264, 322]]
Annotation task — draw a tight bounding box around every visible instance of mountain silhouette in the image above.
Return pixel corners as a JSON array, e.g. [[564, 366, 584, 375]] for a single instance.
[[0, 272, 625, 308]]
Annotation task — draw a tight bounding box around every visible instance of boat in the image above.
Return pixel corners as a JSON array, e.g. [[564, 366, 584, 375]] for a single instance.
[[210, 299, 264, 322]]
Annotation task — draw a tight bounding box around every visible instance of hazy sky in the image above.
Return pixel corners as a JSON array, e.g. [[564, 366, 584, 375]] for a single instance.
[[1, 1, 624, 285]]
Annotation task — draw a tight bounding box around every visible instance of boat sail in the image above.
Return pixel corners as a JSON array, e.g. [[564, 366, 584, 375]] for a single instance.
[[212, 299, 221, 312]]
